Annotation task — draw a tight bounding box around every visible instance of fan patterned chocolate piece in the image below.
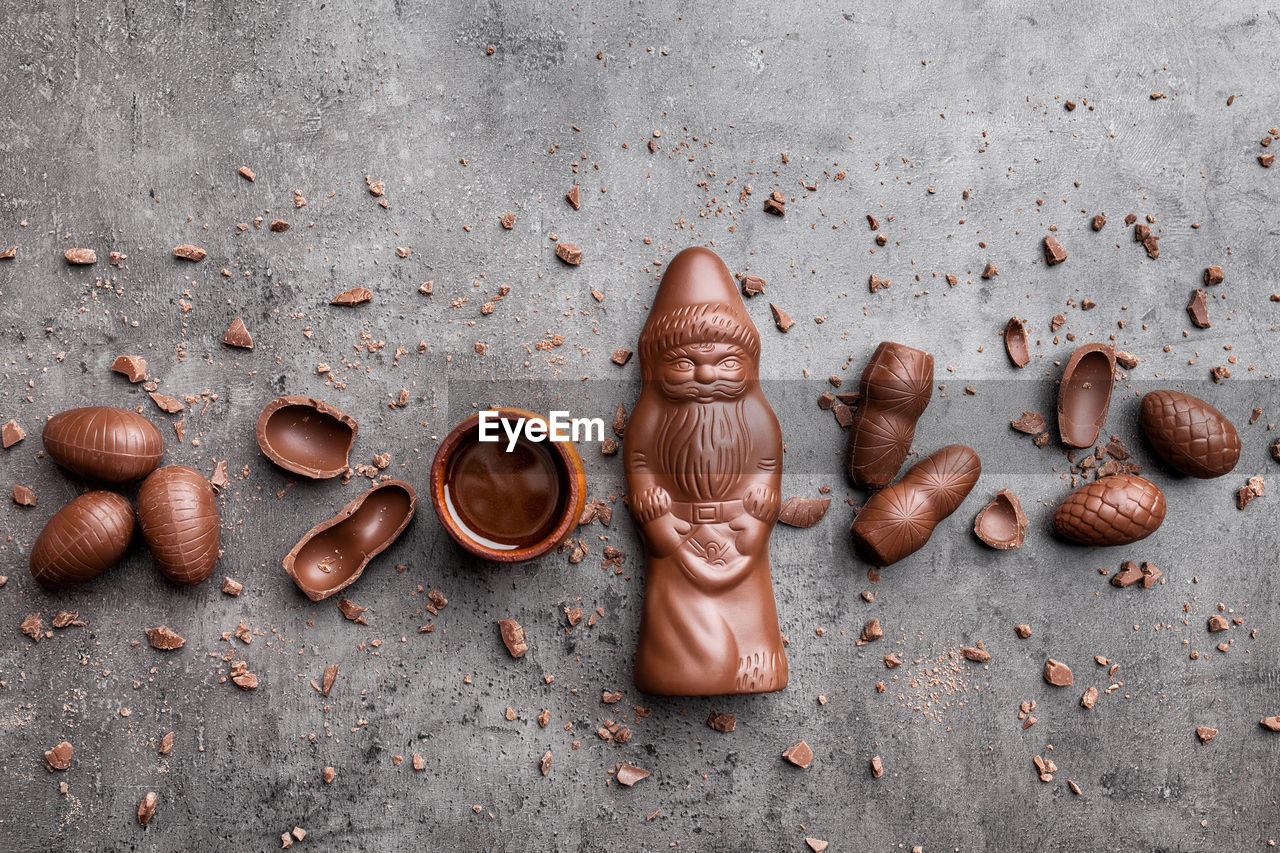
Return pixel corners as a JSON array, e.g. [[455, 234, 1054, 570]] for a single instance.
[[1139, 390, 1240, 478], [845, 341, 934, 490], [850, 444, 981, 567], [1052, 474, 1166, 546]]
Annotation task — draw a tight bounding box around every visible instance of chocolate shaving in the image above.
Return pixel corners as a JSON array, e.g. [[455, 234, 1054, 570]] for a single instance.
[[1004, 317, 1031, 368]]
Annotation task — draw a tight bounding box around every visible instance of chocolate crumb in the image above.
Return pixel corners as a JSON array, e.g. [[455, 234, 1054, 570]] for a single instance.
[[858, 618, 883, 645], [1204, 266, 1224, 286], [337, 598, 368, 624], [1092, 213, 1106, 231], [137, 792, 157, 826], [740, 274, 766, 297], [1187, 290, 1211, 328], [869, 273, 891, 292], [498, 618, 528, 658], [1081, 686, 1099, 709], [172, 244, 206, 262], [330, 287, 373, 306], [611, 349, 633, 366], [870, 755, 884, 779], [221, 317, 254, 349], [12, 484, 36, 506], [961, 643, 991, 663], [64, 248, 97, 265], [145, 626, 185, 650], [45, 741, 73, 772], [565, 185, 580, 210], [1044, 235, 1067, 265], [1043, 658, 1073, 686], [616, 763, 650, 786], [782, 740, 813, 769], [500, 212, 515, 229], [706, 711, 737, 733], [554, 242, 583, 265], [111, 355, 148, 382], [1014, 624, 1032, 639], [1196, 726, 1218, 744], [539, 750, 553, 776], [770, 303, 795, 331], [981, 263, 998, 280]]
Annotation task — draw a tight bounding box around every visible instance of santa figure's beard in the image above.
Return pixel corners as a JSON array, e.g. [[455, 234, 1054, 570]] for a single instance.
[[652, 394, 753, 501]]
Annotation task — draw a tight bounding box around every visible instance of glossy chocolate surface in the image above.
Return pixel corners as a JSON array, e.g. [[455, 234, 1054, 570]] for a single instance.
[[443, 432, 567, 549], [255, 396, 357, 479], [30, 491, 135, 588], [1057, 343, 1116, 448], [137, 465, 220, 585], [42, 407, 164, 482], [284, 480, 416, 601], [1004, 318, 1031, 368], [625, 246, 787, 696], [430, 408, 586, 563], [1052, 474, 1166, 546], [850, 444, 981, 567], [845, 341, 934, 490], [973, 488, 1027, 550], [1140, 390, 1240, 478]]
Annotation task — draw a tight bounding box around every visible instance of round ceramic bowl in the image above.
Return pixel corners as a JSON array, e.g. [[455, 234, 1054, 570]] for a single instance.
[[429, 408, 587, 562]]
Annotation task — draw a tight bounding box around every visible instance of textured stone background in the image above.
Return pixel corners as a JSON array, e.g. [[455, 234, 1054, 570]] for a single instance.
[[2, 1, 1279, 850]]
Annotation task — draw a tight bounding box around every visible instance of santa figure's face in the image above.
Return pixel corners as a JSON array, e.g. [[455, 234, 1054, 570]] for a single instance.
[[659, 342, 749, 402]]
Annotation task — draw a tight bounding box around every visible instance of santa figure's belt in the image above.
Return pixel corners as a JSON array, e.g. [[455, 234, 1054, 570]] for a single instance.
[[669, 499, 743, 524]]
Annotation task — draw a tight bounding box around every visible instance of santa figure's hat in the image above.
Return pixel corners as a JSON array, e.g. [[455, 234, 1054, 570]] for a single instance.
[[639, 247, 760, 376]]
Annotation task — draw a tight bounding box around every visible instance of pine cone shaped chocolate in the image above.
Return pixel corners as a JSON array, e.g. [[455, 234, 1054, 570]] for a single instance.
[[1052, 474, 1166, 546], [851, 444, 981, 566], [1139, 390, 1240, 478], [846, 341, 934, 490]]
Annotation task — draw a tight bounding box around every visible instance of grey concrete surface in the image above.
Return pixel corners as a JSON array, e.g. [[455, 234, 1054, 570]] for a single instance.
[[2, 1, 1279, 850]]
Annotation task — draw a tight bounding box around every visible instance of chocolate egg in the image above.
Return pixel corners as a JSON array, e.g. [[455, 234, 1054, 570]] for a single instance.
[[30, 491, 135, 588], [1140, 390, 1240, 478], [42, 407, 164, 482], [1052, 474, 1166, 546], [284, 481, 416, 601], [256, 396, 357, 479], [137, 465, 220, 585]]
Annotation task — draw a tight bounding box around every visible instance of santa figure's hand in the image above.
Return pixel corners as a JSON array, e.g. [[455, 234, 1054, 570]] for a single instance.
[[742, 483, 780, 522], [633, 486, 673, 524]]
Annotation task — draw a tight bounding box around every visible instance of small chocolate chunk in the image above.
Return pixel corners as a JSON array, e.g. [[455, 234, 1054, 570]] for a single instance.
[[148, 392, 185, 414], [1207, 614, 1230, 633], [869, 274, 891, 292], [539, 750, 553, 776], [1080, 686, 1099, 709], [330, 287, 373, 306], [961, 644, 991, 663], [1014, 624, 1032, 639], [1043, 658, 1073, 686], [769, 303, 794, 332], [612, 402, 628, 437], [1114, 350, 1139, 369], [782, 740, 813, 769], [21, 613, 43, 642], [1044, 235, 1067, 265], [1261, 716, 1280, 732], [1204, 266, 1224, 287], [172, 244, 206, 262], [111, 355, 148, 382], [706, 711, 737, 733], [763, 191, 786, 216], [500, 212, 515, 229], [159, 732, 174, 755], [565, 185, 580, 210], [554, 242, 583, 265], [859, 618, 884, 644], [221, 317, 254, 349], [611, 349, 633, 366], [1195, 726, 1218, 744], [498, 618, 528, 658], [778, 497, 831, 528], [1011, 411, 1047, 434], [64, 248, 97, 265], [982, 263, 998, 280], [1139, 561, 1163, 588], [870, 755, 884, 779], [1187, 290, 1210, 328], [12, 484, 36, 506], [45, 741, 74, 772], [1261, 153, 1275, 168], [337, 598, 368, 624], [1092, 213, 1106, 231], [137, 792, 157, 826], [1111, 560, 1144, 588], [145, 626, 186, 650], [322, 664, 338, 697], [238, 166, 256, 181], [2, 419, 26, 448], [616, 763, 650, 786], [740, 274, 766, 297], [973, 489, 1027, 549], [1004, 317, 1031, 368], [269, 219, 290, 232], [222, 576, 242, 596]]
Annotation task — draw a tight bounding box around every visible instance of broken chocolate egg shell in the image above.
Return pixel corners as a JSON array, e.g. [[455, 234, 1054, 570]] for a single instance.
[[256, 396, 357, 479], [1003, 318, 1030, 368], [1139, 389, 1240, 479], [42, 406, 164, 482], [30, 491, 136, 589], [137, 465, 220, 585], [429, 408, 587, 563], [1057, 343, 1116, 448], [973, 488, 1028, 550], [284, 480, 417, 601]]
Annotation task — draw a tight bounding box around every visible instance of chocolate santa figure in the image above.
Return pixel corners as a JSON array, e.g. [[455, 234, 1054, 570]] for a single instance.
[[624, 246, 788, 696]]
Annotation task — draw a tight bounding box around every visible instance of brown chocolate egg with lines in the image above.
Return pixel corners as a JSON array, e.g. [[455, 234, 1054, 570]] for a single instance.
[[30, 491, 135, 589], [42, 407, 164, 482], [137, 465, 220, 585], [1052, 474, 1166, 546], [283, 480, 416, 601], [256, 396, 357, 479], [1139, 390, 1240, 479]]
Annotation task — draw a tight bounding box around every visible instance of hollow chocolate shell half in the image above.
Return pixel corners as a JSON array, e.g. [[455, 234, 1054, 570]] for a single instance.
[[1057, 343, 1116, 448], [973, 489, 1028, 550], [256, 396, 358, 479], [283, 480, 417, 601]]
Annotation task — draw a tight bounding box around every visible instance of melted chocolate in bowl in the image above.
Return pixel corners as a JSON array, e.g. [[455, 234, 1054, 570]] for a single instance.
[[443, 427, 569, 550]]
